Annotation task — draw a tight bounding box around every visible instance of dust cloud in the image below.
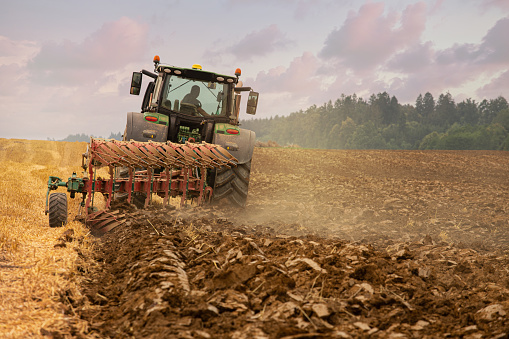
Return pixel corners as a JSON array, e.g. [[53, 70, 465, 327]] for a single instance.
[[220, 147, 509, 250]]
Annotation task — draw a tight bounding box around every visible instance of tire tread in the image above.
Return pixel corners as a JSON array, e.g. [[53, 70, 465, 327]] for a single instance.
[[212, 161, 251, 207], [48, 193, 67, 228]]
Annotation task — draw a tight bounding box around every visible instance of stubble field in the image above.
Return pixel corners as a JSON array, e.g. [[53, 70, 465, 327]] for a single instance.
[[1, 139, 508, 338]]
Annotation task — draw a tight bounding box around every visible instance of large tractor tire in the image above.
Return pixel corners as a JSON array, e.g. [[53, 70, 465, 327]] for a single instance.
[[212, 160, 251, 207], [48, 192, 67, 228]]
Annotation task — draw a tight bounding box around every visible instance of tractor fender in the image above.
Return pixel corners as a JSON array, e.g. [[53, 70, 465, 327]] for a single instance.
[[213, 128, 256, 164], [124, 112, 168, 142]]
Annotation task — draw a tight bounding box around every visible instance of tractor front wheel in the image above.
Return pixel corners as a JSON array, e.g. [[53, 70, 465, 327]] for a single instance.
[[48, 192, 67, 228]]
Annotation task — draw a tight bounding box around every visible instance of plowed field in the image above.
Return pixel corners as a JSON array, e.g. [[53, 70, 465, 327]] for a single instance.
[[69, 148, 509, 338], [1, 140, 509, 338]]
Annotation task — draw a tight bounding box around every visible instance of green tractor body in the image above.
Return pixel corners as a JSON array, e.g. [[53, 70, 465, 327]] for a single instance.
[[124, 58, 259, 206]]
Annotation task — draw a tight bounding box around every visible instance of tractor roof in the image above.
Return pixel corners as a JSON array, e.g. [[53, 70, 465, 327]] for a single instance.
[[156, 65, 238, 85]]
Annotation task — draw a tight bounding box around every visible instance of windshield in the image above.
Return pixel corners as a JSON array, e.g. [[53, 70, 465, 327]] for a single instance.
[[159, 75, 231, 117]]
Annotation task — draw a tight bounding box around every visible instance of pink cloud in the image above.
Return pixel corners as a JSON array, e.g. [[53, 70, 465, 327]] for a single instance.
[[245, 52, 324, 117], [376, 15, 509, 103], [28, 17, 149, 85], [253, 10, 508, 112], [0, 17, 150, 139], [252, 52, 320, 94], [319, 2, 427, 71]]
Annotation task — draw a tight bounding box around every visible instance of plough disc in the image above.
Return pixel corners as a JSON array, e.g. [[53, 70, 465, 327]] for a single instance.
[[86, 138, 237, 170], [83, 138, 238, 212]]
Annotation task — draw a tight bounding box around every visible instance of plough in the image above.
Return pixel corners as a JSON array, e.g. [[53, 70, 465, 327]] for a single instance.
[[45, 137, 237, 234]]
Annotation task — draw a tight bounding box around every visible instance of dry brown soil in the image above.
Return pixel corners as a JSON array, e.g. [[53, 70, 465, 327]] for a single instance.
[[58, 148, 509, 338]]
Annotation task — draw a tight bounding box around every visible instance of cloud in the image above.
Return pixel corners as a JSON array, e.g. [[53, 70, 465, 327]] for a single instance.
[[477, 17, 509, 65], [230, 24, 292, 60], [427, 16, 509, 67], [208, 24, 293, 64], [253, 52, 320, 93], [477, 70, 509, 99], [292, 0, 355, 20], [361, 14, 509, 103], [398, 16, 509, 98], [319, 2, 427, 71], [0, 36, 38, 97], [0, 36, 39, 65], [27, 17, 149, 86], [272, 13, 509, 108], [386, 41, 434, 73], [0, 64, 26, 97], [481, 0, 509, 11], [0, 17, 150, 139], [224, 0, 352, 20], [248, 52, 323, 117], [429, 0, 446, 14]]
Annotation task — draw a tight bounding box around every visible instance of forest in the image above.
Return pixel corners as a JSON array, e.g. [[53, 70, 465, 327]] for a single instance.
[[49, 132, 122, 142], [241, 92, 509, 150]]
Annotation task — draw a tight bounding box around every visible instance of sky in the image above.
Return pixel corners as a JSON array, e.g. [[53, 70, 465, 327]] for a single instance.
[[1, 0, 508, 140]]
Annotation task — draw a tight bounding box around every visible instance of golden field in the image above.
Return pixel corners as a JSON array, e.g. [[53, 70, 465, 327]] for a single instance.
[[0, 139, 90, 337]]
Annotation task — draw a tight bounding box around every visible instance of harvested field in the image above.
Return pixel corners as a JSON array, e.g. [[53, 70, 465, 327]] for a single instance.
[[1, 140, 509, 338], [0, 139, 90, 338]]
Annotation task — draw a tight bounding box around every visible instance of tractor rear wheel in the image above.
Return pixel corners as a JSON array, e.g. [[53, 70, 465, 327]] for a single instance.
[[212, 160, 251, 207], [48, 192, 67, 228]]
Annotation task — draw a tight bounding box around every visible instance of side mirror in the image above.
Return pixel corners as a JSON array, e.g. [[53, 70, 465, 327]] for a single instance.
[[130, 72, 142, 95], [246, 91, 259, 115]]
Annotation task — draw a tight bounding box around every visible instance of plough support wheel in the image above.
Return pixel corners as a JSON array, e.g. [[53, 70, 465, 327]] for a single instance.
[[49, 192, 68, 228]]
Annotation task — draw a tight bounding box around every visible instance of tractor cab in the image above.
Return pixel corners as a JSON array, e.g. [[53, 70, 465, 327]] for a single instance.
[[129, 56, 259, 144]]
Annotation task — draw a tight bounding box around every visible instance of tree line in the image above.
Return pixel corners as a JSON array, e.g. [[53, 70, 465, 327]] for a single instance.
[[241, 92, 509, 150], [48, 132, 122, 142]]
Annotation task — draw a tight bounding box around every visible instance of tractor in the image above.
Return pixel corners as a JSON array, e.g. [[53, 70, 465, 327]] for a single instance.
[[45, 56, 259, 232], [123, 56, 259, 207]]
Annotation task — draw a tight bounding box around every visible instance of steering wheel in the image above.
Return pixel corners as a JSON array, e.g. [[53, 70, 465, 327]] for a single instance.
[[180, 103, 212, 117], [180, 103, 199, 116]]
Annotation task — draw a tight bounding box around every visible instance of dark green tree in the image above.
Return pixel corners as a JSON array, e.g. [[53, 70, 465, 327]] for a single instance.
[[422, 92, 435, 122], [457, 98, 479, 125], [493, 108, 509, 130], [430, 92, 457, 127], [415, 94, 424, 121], [480, 96, 509, 124]]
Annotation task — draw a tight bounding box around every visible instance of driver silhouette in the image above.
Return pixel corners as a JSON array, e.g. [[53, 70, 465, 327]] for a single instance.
[[182, 85, 202, 107], [181, 85, 208, 116]]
